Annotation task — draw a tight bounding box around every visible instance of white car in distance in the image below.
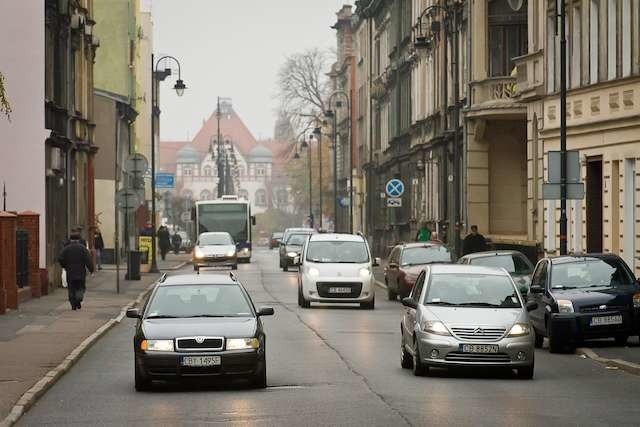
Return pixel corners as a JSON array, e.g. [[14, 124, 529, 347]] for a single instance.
[[296, 233, 379, 309]]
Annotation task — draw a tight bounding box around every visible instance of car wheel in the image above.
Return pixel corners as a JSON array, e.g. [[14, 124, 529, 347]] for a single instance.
[[361, 295, 375, 310], [615, 335, 629, 346], [401, 340, 413, 369], [251, 358, 267, 389], [517, 360, 535, 380], [412, 339, 428, 377], [134, 363, 152, 392], [534, 329, 544, 349], [298, 287, 310, 308], [283, 265, 288, 272], [387, 282, 397, 301], [547, 324, 564, 354]]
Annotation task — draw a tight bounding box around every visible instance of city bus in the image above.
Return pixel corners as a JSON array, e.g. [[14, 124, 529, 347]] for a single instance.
[[192, 196, 256, 262]]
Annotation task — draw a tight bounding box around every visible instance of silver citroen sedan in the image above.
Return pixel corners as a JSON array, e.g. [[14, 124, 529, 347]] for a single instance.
[[400, 264, 537, 379]]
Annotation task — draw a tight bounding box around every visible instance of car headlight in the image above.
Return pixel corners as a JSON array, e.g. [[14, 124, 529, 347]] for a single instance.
[[225, 250, 236, 257], [287, 251, 298, 258], [633, 293, 640, 308], [194, 248, 204, 259], [241, 248, 250, 253], [307, 267, 320, 277], [226, 338, 260, 350], [140, 339, 174, 352], [421, 320, 451, 336], [359, 267, 372, 279], [557, 299, 574, 313], [507, 323, 531, 337]]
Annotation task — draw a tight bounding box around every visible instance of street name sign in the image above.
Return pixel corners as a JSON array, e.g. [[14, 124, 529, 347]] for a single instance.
[[156, 172, 175, 189]]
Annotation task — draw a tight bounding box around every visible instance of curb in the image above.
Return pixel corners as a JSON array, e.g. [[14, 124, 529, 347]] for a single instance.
[[576, 347, 640, 376], [166, 261, 189, 271], [0, 280, 159, 427]]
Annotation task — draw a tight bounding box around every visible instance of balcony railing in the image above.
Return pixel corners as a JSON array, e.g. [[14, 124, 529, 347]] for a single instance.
[[513, 50, 545, 100], [467, 76, 525, 118]]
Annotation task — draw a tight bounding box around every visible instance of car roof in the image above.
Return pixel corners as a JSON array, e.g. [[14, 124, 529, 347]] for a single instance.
[[548, 253, 623, 265], [400, 242, 447, 249], [309, 233, 365, 242], [159, 274, 239, 287], [199, 231, 231, 237], [461, 250, 524, 259], [429, 264, 510, 276], [285, 228, 314, 233]]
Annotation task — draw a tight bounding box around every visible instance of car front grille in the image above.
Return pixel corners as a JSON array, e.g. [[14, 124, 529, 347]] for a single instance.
[[316, 282, 363, 298], [450, 327, 506, 341], [445, 352, 512, 363], [579, 304, 627, 313], [176, 337, 224, 351]]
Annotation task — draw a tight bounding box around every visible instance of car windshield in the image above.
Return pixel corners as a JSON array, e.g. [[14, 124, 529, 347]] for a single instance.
[[401, 246, 452, 266], [286, 234, 308, 246], [306, 241, 369, 263], [424, 273, 521, 308], [551, 258, 635, 290], [199, 234, 233, 246], [470, 254, 532, 275], [146, 285, 253, 318]]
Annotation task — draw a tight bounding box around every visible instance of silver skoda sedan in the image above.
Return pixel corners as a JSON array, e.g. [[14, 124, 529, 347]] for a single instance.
[[400, 264, 537, 379]]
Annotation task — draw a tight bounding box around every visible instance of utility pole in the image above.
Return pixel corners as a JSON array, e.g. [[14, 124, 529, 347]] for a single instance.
[[216, 97, 224, 198], [332, 113, 338, 232], [150, 53, 159, 274], [452, 4, 461, 257], [558, 0, 568, 255]]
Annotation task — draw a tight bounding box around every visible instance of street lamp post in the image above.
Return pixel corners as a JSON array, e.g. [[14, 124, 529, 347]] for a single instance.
[[326, 90, 352, 233], [413, 3, 461, 256], [313, 127, 323, 229], [150, 54, 186, 274]]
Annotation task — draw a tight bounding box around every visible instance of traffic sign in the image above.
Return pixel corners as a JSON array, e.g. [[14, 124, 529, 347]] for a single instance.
[[116, 189, 139, 212], [542, 183, 585, 200], [124, 153, 149, 176], [387, 198, 402, 208], [156, 173, 175, 189], [385, 179, 405, 197]]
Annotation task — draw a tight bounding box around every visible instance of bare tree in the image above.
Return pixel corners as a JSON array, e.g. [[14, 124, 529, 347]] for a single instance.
[[0, 71, 11, 121]]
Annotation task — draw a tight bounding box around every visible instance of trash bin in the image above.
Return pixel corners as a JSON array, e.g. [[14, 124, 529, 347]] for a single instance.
[[126, 250, 141, 281]]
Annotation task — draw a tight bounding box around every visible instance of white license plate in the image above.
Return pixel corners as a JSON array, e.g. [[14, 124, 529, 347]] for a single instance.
[[460, 344, 499, 354], [329, 287, 351, 294], [590, 315, 623, 326], [181, 356, 221, 367]]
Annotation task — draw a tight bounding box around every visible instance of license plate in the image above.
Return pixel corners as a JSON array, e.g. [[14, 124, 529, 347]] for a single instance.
[[590, 315, 623, 326], [460, 344, 499, 354], [329, 287, 351, 294], [181, 356, 221, 367]]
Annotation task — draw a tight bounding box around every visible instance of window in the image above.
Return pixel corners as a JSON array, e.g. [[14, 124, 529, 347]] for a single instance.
[[238, 189, 249, 200], [622, 0, 632, 77], [400, 246, 453, 265], [255, 189, 267, 207], [550, 258, 635, 289], [182, 166, 192, 176], [607, 0, 618, 80], [182, 190, 193, 200], [203, 165, 212, 176], [200, 190, 211, 200], [532, 261, 548, 289], [488, 0, 528, 77], [146, 285, 252, 318], [411, 272, 426, 302], [589, 0, 599, 84], [276, 189, 288, 206], [571, 4, 582, 88], [546, 14, 557, 93], [424, 274, 521, 308], [469, 254, 533, 275], [305, 240, 369, 264], [256, 164, 266, 176]]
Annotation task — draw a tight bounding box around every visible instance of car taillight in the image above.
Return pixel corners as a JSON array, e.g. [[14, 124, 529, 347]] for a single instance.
[[633, 293, 640, 308]]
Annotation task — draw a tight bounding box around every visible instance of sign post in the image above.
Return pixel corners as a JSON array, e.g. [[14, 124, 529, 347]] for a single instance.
[[385, 179, 404, 209]]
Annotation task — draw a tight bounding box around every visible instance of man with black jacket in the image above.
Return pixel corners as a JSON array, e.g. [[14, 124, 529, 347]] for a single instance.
[[58, 232, 95, 310]]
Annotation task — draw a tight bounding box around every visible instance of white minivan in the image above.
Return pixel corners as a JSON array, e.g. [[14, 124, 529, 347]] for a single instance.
[[296, 233, 380, 309]]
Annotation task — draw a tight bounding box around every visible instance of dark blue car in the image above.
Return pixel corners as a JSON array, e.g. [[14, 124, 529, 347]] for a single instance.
[[527, 254, 640, 353]]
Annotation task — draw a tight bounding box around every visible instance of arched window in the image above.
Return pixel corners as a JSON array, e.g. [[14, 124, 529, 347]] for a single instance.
[[182, 166, 193, 176], [255, 189, 267, 207], [238, 189, 249, 200], [200, 190, 211, 200], [203, 165, 212, 176]]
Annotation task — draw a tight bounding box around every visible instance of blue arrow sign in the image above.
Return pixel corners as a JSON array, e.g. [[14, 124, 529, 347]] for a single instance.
[[385, 179, 405, 198], [155, 173, 175, 189]]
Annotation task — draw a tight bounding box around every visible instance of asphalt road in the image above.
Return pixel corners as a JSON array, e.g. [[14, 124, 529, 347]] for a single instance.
[[19, 248, 640, 426]]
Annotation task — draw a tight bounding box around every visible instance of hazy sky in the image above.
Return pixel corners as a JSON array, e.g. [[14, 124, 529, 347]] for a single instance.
[[153, 0, 349, 142]]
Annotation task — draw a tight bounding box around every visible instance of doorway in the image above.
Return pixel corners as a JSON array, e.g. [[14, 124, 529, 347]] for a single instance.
[[586, 158, 603, 253]]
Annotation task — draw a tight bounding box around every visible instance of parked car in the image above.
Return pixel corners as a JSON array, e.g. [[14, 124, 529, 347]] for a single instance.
[[177, 231, 193, 253], [400, 264, 537, 378], [192, 232, 238, 271], [279, 233, 311, 271], [458, 250, 534, 296], [126, 273, 274, 390], [269, 232, 283, 249], [296, 233, 379, 309], [385, 242, 453, 300], [527, 254, 640, 353]]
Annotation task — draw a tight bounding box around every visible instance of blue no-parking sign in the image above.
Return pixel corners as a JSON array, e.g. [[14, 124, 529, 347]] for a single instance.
[[385, 179, 405, 198]]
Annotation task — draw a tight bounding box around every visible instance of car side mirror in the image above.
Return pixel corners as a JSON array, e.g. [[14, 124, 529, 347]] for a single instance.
[[525, 301, 538, 312], [401, 297, 417, 309], [126, 308, 141, 319], [529, 285, 544, 294], [257, 307, 274, 316], [373, 257, 381, 267]]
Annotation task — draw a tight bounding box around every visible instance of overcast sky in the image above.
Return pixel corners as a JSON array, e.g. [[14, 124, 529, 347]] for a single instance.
[[153, 0, 349, 142]]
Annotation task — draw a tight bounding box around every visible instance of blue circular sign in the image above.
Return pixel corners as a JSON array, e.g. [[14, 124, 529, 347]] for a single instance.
[[385, 179, 405, 197]]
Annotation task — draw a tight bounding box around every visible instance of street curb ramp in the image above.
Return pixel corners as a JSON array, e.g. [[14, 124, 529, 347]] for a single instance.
[[0, 280, 160, 427]]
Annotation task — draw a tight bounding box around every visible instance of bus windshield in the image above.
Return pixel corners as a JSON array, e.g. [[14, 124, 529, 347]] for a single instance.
[[197, 203, 249, 243]]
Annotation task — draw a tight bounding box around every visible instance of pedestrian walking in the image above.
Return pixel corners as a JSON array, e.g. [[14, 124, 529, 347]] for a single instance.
[[171, 231, 182, 254], [94, 228, 104, 270], [462, 225, 488, 255], [158, 225, 171, 260], [58, 231, 94, 310], [415, 222, 432, 242], [63, 226, 87, 248]]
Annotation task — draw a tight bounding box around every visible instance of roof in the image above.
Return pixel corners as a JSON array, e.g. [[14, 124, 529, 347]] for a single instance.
[[159, 141, 187, 173], [248, 144, 273, 159], [309, 233, 366, 242], [159, 273, 238, 286], [428, 264, 511, 276], [461, 250, 525, 259], [191, 107, 258, 157], [176, 144, 201, 163]]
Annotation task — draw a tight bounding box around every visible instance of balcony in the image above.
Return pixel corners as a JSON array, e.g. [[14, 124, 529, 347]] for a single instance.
[[467, 76, 525, 120], [513, 50, 545, 101]]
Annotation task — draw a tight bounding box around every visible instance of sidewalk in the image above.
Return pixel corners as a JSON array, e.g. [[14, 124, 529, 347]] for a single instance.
[[100, 252, 191, 271], [0, 269, 161, 422], [577, 336, 640, 374]]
